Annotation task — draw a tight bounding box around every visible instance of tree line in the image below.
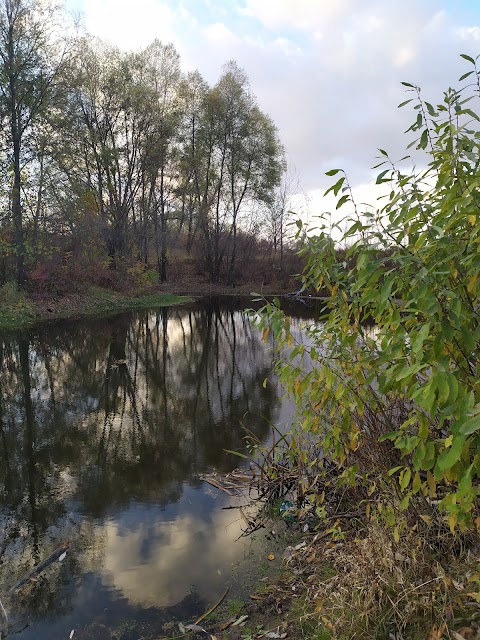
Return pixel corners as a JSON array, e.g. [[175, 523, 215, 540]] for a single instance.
[[0, 0, 288, 292]]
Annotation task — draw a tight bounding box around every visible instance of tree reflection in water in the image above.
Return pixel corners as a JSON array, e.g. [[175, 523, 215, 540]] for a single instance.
[[0, 298, 288, 639]]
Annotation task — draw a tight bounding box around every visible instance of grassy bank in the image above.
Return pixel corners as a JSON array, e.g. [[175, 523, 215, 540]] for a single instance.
[[0, 283, 191, 331]]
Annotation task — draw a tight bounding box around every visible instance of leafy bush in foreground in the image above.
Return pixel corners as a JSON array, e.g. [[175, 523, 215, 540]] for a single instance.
[[256, 54, 480, 534]]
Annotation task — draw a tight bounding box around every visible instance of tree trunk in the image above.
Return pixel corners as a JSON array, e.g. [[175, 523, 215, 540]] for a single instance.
[[12, 130, 25, 288]]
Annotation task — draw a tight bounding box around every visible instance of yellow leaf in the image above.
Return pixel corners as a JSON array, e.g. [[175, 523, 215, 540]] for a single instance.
[[445, 434, 453, 447], [467, 573, 480, 582], [427, 471, 436, 497], [412, 470, 421, 494], [321, 616, 333, 631], [314, 599, 323, 613], [261, 327, 270, 341], [420, 514, 432, 525], [467, 274, 478, 294], [428, 622, 447, 640], [468, 214, 476, 225], [449, 512, 458, 534]]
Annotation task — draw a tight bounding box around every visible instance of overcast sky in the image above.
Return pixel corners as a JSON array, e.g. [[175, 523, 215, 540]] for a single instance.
[[65, 0, 480, 223]]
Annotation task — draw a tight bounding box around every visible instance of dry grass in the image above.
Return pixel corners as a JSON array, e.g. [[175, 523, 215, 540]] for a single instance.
[[246, 394, 480, 640], [265, 507, 480, 640]]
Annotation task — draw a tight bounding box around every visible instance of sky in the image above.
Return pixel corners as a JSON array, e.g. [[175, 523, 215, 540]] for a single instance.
[[65, 0, 480, 226]]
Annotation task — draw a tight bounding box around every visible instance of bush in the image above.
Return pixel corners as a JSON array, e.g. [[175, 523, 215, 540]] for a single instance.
[[256, 54, 480, 533], [28, 252, 123, 296]]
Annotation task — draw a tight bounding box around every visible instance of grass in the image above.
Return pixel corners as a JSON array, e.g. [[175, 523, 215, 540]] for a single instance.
[[0, 282, 36, 330], [226, 596, 246, 618], [0, 283, 192, 331]]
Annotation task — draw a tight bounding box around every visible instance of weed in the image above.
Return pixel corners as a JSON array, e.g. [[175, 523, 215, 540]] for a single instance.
[[227, 597, 246, 618]]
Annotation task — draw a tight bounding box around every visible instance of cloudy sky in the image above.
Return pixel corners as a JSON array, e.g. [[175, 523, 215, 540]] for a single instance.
[[65, 0, 480, 222]]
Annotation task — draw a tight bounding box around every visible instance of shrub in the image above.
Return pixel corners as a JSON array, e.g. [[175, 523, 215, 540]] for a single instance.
[[255, 54, 480, 533]]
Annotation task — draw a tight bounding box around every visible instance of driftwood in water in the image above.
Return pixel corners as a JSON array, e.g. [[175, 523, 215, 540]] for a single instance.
[[10, 541, 70, 594], [199, 468, 257, 496]]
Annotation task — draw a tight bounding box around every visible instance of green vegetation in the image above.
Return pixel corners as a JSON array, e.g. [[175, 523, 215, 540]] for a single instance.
[[226, 596, 246, 618], [253, 54, 480, 637], [0, 284, 189, 330]]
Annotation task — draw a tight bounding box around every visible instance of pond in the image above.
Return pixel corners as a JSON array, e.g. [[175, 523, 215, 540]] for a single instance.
[[0, 296, 315, 639]]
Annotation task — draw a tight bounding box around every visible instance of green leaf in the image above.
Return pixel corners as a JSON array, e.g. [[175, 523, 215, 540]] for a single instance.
[[459, 414, 480, 435], [398, 99, 413, 108], [437, 373, 450, 405], [325, 169, 341, 176], [325, 176, 345, 197], [223, 449, 249, 459], [401, 81, 415, 88], [336, 194, 350, 209], [379, 431, 401, 442], [376, 169, 391, 184], [436, 435, 466, 471], [419, 128, 428, 149], [448, 375, 459, 404], [460, 53, 475, 64], [413, 442, 426, 469], [399, 467, 411, 490], [463, 108, 480, 122], [412, 323, 430, 354], [459, 70, 474, 81], [387, 466, 403, 477], [396, 363, 426, 381]]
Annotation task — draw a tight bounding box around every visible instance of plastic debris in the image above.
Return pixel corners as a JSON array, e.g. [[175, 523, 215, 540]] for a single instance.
[[279, 501, 295, 522]]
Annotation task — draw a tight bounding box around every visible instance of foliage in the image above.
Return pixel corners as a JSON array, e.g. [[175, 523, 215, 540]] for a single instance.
[[0, 2, 285, 290], [0, 281, 35, 329], [28, 252, 120, 295], [254, 55, 480, 533]]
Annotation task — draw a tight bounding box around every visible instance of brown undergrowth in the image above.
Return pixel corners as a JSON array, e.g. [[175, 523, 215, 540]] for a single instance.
[[242, 411, 480, 640]]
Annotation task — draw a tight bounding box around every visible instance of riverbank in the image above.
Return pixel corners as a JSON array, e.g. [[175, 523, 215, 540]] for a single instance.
[[208, 508, 480, 640], [0, 274, 305, 332], [0, 284, 191, 331]]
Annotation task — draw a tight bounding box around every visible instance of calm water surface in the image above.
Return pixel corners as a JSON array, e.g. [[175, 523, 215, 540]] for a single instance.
[[0, 297, 314, 639]]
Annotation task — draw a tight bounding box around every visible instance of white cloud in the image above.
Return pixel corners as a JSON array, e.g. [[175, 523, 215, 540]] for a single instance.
[[393, 47, 416, 68], [239, 0, 353, 32], [68, 0, 480, 225], [456, 26, 480, 42], [203, 22, 239, 46], [82, 0, 180, 51]]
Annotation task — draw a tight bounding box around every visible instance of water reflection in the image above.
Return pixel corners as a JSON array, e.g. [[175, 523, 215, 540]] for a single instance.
[[0, 298, 290, 638]]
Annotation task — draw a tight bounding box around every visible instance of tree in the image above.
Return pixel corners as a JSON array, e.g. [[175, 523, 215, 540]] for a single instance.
[[136, 40, 182, 281], [190, 62, 283, 283], [0, 0, 74, 287], [265, 164, 302, 270], [65, 40, 149, 266]]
